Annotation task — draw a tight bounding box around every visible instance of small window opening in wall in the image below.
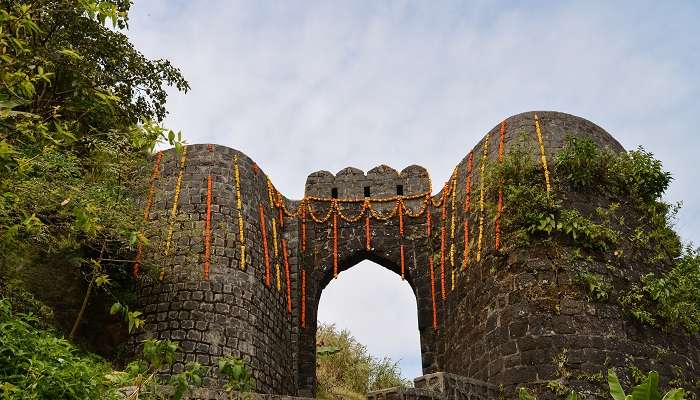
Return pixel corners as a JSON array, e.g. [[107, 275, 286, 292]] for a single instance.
[[396, 185, 404, 196], [331, 188, 338, 199], [364, 186, 371, 198]]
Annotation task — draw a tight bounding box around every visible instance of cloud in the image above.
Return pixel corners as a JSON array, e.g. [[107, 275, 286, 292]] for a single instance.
[[126, 0, 700, 378]]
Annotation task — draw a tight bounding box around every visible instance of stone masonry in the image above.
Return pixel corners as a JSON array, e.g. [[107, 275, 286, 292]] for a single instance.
[[132, 111, 700, 398]]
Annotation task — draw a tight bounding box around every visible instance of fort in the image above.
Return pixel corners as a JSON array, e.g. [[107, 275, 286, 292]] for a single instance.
[[131, 111, 700, 399]]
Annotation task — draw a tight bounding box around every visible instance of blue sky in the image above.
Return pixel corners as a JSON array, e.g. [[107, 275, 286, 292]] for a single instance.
[[127, 1, 700, 380]]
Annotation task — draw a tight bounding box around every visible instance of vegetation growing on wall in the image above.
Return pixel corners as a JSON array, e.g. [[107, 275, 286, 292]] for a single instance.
[[491, 135, 700, 335]]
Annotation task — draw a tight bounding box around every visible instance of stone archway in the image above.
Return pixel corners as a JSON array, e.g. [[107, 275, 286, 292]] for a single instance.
[[297, 250, 429, 396]]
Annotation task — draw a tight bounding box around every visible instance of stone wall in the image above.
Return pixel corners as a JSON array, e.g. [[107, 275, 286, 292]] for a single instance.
[[133, 111, 700, 398]]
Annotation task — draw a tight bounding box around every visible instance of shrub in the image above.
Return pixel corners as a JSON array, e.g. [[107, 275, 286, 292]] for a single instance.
[[621, 246, 700, 333], [0, 298, 113, 399], [554, 135, 609, 190]]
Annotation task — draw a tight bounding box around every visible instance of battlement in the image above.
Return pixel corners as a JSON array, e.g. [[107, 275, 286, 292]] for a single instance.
[[305, 165, 430, 200]]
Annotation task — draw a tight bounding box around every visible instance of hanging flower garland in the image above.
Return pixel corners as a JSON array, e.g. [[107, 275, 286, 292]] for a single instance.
[[368, 200, 400, 221], [161, 146, 188, 281], [495, 120, 506, 251], [398, 199, 404, 237], [440, 224, 446, 300], [450, 174, 457, 291], [365, 203, 371, 251], [259, 204, 271, 287], [133, 151, 162, 277], [400, 244, 405, 280], [429, 256, 438, 331], [233, 155, 246, 270], [534, 114, 552, 193], [301, 201, 307, 252], [462, 151, 473, 270], [476, 133, 489, 263], [301, 268, 307, 328], [280, 239, 292, 314], [333, 208, 339, 279], [272, 216, 281, 290], [203, 174, 213, 280], [426, 194, 432, 236]]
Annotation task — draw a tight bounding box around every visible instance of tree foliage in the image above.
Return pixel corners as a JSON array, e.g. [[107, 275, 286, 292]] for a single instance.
[[316, 323, 410, 399], [0, 0, 188, 337]]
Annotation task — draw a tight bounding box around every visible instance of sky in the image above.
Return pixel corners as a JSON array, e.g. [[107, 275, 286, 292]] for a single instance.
[[126, 1, 700, 381]]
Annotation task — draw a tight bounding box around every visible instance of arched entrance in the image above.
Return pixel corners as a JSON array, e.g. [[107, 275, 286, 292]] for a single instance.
[[317, 259, 422, 390], [296, 164, 443, 395]]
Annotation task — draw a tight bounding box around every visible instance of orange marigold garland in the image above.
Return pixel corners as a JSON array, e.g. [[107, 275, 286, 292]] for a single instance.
[[282, 239, 292, 313], [400, 244, 405, 280], [333, 209, 339, 279], [534, 114, 552, 193], [429, 256, 438, 330], [259, 204, 271, 287], [203, 174, 213, 280], [162, 146, 188, 281], [495, 120, 506, 251], [133, 151, 162, 277], [476, 133, 489, 262], [301, 268, 307, 328], [462, 152, 473, 270]]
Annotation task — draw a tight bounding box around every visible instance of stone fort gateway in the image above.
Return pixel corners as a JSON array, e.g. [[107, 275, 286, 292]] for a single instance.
[[130, 111, 700, 399]]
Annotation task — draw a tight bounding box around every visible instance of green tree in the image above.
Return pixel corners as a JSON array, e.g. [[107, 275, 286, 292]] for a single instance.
[[0, 0, 187, 341], [316, 323, 411, 399]]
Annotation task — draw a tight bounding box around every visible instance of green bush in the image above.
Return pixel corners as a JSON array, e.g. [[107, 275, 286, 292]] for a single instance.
[[554, 136, 671, 203], [621, 246, 700, 333], [608, 147, 672, 203], [0, 298, 113, 399], [554, 135, 609, 190]]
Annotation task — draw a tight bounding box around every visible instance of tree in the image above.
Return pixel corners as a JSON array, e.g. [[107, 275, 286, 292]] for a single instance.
[[316, 323, 410, 399], [0, 0, 187, 344]]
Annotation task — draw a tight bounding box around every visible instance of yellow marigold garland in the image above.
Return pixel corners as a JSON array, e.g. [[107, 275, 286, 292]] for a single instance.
[[426, 194, 432, 237], [333, 209, 338, 279], [450, 173, 456, 291], [365, 206, 371, 251], [495, 120, 506, 251], [133, 151, 162, 277], [233, 154, 246, 269], [476, 134, 489, 263], [399, 200, 404, 237], [282, 239, 292, 313], [276, 263, 281, 291], [534, 114, 552, 193], [440, 222, 446, 300], [161, 146, 188, 281], [301, 202, 307, 252], [301, 268, 307, 328], [462, 152, 473, 270], [429, 256, 438, 330]]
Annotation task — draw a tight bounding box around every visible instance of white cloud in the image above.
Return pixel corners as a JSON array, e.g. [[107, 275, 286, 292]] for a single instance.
[[126, 0, 700, 379]]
